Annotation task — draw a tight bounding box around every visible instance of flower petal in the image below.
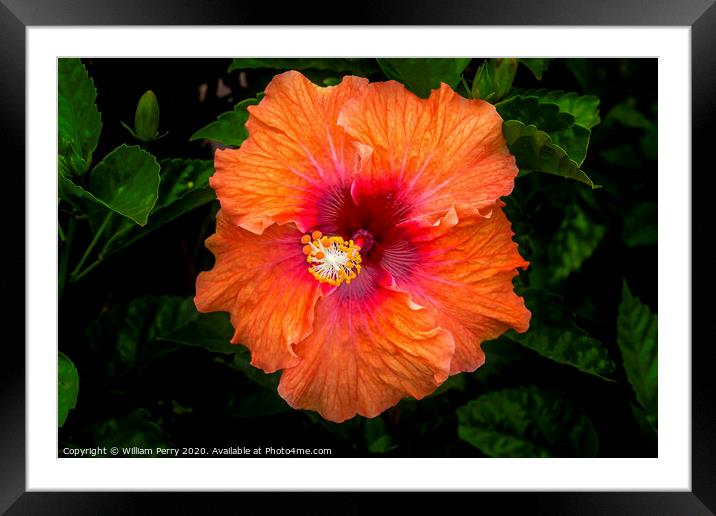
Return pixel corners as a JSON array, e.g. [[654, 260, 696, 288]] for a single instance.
[[277, 280, 455, 422], [397, 205, 531, 374], [194, 211, 322, 373], [211, 71, 369, 234], [338, 81, 518, 222]]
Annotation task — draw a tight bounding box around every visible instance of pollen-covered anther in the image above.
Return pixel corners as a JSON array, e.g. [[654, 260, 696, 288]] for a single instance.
[[301, 232, 362, 287]]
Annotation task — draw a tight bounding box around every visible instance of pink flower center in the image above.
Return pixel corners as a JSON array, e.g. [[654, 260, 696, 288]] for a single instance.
[[350, 229, 374, 253], [302, 181, 418, 286]]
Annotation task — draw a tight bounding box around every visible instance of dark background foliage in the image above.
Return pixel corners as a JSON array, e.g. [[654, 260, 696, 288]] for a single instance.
[[58, 58, 657, 457]]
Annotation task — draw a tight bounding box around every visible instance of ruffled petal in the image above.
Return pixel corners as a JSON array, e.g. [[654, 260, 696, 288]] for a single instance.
[[397, 205, 531, 374], [338, 81, 517, 223], [194, 211, 322, 373], [211, 71, 369, 234], [277, 279, 455, 422]]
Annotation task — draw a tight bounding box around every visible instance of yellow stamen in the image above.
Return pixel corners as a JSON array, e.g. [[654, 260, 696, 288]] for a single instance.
[[301, 233, 362, 286], [300, 234, 311, 244]]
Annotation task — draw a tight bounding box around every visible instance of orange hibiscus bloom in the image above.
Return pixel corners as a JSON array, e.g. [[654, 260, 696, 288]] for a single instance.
[[195, 71, 530, 423]]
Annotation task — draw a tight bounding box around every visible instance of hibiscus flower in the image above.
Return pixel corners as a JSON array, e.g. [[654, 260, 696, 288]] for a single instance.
[[195, 70, 530, 423]]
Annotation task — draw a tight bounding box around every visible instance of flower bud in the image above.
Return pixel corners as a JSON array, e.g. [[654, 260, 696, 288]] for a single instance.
[[134, 90, 160, 142]]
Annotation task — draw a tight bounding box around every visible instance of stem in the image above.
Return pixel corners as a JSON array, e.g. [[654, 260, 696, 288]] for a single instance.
[[58, 222, 66, 243], [58, 216, 77, 300], [69, 211, 112, 282], [70, 258, 103, 284]]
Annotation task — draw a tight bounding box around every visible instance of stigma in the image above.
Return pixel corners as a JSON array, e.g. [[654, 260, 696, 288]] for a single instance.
[[301, 231, 362, 286]]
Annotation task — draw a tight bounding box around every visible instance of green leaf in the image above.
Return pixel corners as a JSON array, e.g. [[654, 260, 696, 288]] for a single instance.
[[304, 411, 362, 444], [471, 58, 518, 102], [96, 159, 215, 258], [227, 387, 291, 419], [549, 92, 600, 130], [641, 124, 658, 161], [502, 120, 598, 188], [159, 311, 238, 355], [457, 386, 598, 457], [497, 96, 575, 134], [90, 408, 171, 454], [506, 288, 616, 380], [605, 98, 651, 129], [617, 282, 658, 430], [622, 201, 657, 247], [86, 296, 199, 380], [154, 159, 214, 211], [429, 373, 467, 397], [496, 95, 590, 165], [601, 98, 656, 163], [89, 145, 161, 226], [190, 96, 261, 147], [550, 125, 591, 166], [228, 58, 378, 76], [58, 58, 102, 176], [230, 350, 281, 391], [565, 58, 607, 95], [519, 58, 551, 80], [58, 170, 105, 213], [599, 143, 642, 170], [474, 337, 536, 387], [548, 202, 606, 281], [363, 417, 398, 454], [497, 91, 599, 166], [631, 404, 657, 448], [377, 58, 471, 98], [161, 309, 282, 391], [510, 89, 601, 130], [109, 187, 214, 247], [58, 352, 79, 427]]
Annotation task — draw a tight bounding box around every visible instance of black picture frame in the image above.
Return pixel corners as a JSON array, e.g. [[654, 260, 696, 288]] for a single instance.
[[2, 1, 712, 513]]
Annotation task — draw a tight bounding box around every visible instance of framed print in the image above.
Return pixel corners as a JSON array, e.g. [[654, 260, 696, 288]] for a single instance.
[[2, 0, 713, 513]]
